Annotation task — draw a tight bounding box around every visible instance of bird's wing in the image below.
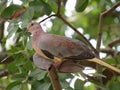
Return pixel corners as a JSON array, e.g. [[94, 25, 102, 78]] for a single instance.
[[38, 34, 95, 60]]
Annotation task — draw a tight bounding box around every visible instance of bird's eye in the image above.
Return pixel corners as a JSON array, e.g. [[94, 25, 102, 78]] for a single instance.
[[31, 23, 34, 26]]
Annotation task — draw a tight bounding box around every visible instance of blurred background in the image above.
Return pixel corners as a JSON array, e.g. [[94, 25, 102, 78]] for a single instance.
[[0, 0, 120, 90]]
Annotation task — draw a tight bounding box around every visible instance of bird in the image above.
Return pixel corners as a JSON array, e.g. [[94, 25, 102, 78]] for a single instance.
[[27, 22, 120, 73]]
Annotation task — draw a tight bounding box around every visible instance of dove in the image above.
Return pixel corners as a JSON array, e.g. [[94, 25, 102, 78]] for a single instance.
[[27, 22, 120, 73]]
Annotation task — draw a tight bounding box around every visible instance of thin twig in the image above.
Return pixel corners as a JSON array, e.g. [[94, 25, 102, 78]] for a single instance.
[[96, 1, 120, 54], [39, 0, 61, 24], [101, 2, 120, 17], [96, 15, 104, 55], [39, 14, 56, 23], [108, 37, 120, 48], [57, 0, 61, 15], [100, 48, 115, 55], [96, 2, 120, 85], [0, 17, 5, 43], [48, 65, 62, 90]]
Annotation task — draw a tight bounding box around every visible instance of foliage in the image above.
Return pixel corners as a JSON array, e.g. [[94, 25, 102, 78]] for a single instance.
[[0, 0, 120, 90]]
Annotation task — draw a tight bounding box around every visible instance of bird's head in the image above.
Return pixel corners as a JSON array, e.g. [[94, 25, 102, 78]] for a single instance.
[[26, 22, 41, 33]]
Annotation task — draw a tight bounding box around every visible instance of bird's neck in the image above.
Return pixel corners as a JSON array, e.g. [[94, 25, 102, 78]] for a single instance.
[[32, 29, 45, 41]]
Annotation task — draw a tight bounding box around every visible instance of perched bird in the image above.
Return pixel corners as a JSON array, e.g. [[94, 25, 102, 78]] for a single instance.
[[27, 22, 120, 73]]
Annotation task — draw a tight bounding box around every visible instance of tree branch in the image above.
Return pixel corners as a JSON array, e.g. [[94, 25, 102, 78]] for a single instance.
[[95, 2, 120, 85], [108, 37, 120, 48], [0, 17, 5, 43], [100, 48, 115, 56], [0, 52, 14, 64], [39, 14, 56, 23], [57, 0, 61, 15], [48, 65, 62, 90], [96, 1, 120, 54]]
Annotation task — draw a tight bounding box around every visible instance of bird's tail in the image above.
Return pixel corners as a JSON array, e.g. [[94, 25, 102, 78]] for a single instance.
[[88, 58, 120, 73]]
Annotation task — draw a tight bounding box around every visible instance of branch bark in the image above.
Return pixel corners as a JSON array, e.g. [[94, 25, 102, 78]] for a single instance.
[[0, 52, 14, 64], [96, 1, 120, 54], [95, 1, 120, 88], [108, 37, 120, 48], [48, 65, 62, 90]]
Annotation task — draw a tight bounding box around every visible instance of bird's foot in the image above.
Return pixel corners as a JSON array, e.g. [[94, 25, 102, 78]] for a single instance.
[[53, 62, 62, 71]]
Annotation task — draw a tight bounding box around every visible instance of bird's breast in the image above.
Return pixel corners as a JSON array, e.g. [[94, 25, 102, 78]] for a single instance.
[[32, 37, 49, 60]]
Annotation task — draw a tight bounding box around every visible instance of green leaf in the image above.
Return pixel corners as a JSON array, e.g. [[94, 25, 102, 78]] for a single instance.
[[36, 82, 51, 90], [42, 0, 52, 15], [32, 81, 51, 90], [105, 58, 116, 64], [29, 69, 43, 77], [0, 0, 7, 15], [48, 1, 57, 13], [29, 68, 47, 80], [107, 81, 120, 90], [84, 83, 95, 90], [7, 22, 19, 38], [23, 60, 33, 70], [1, 4, 23, 18], [36, 70, 47, 80], [26, 37, 32, 50], [11, 73, 26, 81], [6, 81, 22, 90], [29, 0, 52, 16], [7, 62, 18, 73], [21, 83, 29, 90], [90, 79, 108, 90], [74, 79, 85, 90], [20, 7, 34, 28], [75, 0, 89, 12]]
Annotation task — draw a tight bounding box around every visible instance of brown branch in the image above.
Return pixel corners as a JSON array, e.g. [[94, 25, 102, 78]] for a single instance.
[[100, 48, 115, 56], [96, 1, 120, 54], [57, 0, 61, 15], [39, 0, 61, 24], [101, 2, 120, 17], [83, 73, 100, 83], [108, 37, 120, 48], [96, 15, 104, 55], [100, 48, 120, 65], [39, 14, 56, 23], [0, 52, 14, 64], [0, 0, 7, 43], [48, 65, 62, 90], [96, 2, 120, 85], [0, 18, 5, 43]]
